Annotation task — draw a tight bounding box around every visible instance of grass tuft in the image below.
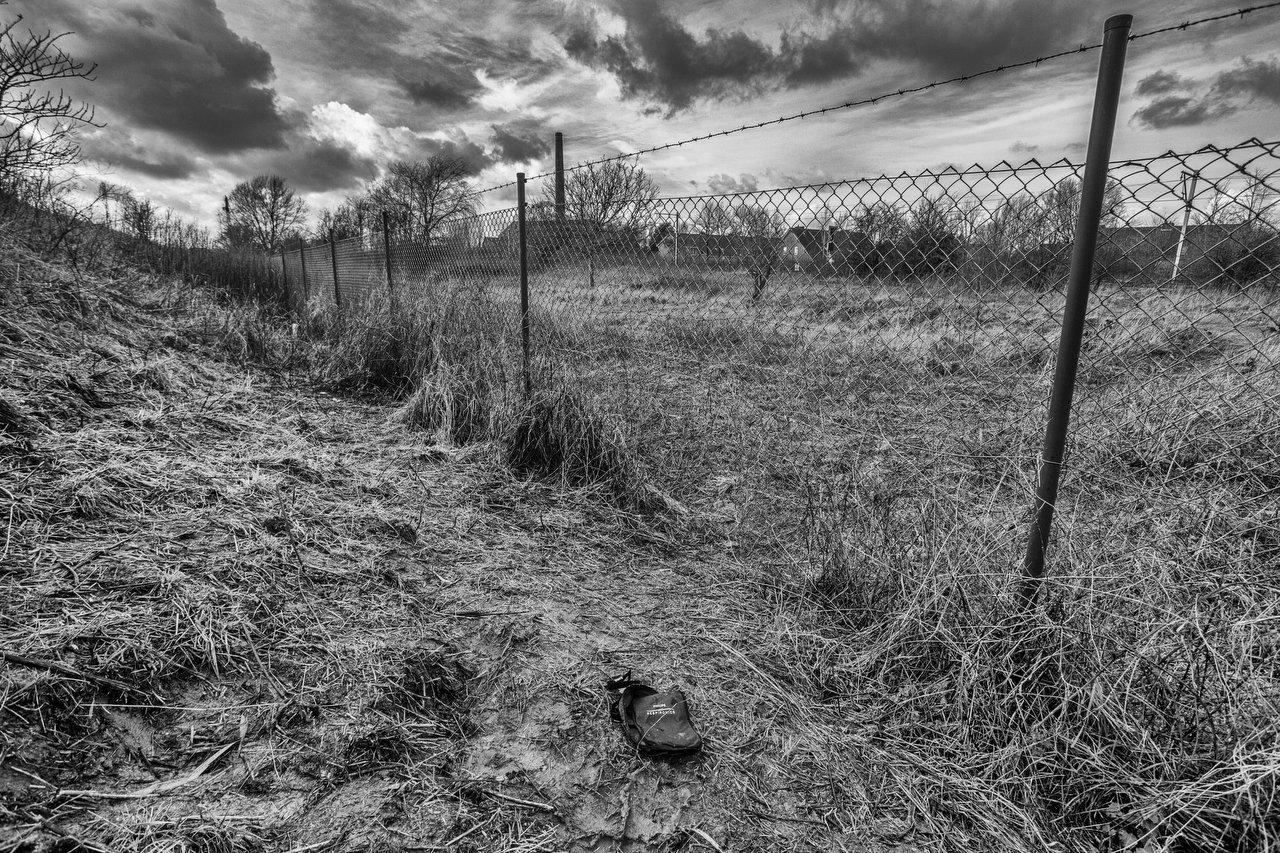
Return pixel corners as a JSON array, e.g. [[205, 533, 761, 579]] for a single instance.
[[400, 355, 506, 445], [504, 387, 640, 503]]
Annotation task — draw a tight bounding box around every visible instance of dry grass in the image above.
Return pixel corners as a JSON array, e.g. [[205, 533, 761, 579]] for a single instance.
[[504, 387, 641, 503], [792, 468, 1279, 851], [505, 262, 1280, 851], [4, 231, 1278, 852]]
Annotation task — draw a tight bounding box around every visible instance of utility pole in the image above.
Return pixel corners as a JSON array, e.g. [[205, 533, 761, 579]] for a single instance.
[[1170, 170, 1199, 284], [555, 132, 566, 223]]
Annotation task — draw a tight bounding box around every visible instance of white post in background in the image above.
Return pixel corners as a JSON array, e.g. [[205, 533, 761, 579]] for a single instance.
[[675, 213, 680, 263], [1170, 170, 1199, 284]]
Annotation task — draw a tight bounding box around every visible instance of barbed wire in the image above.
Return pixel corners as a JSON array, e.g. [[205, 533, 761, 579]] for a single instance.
[[651, 138, 1280, 202], [468, 2, 1280, 199]]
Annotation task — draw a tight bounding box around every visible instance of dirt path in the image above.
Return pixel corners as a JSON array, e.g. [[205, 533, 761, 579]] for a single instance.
[[2, 287, 915, 852]]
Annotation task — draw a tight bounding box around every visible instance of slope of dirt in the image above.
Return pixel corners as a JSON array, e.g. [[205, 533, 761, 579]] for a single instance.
[[1, 260, 921, 851]]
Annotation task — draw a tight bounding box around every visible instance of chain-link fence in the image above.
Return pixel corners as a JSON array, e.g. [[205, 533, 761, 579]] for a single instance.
[[273, 139, 1278, 582]]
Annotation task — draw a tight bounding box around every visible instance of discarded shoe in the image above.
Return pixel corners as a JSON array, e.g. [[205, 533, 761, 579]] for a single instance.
[[605, 671, 703, 757]]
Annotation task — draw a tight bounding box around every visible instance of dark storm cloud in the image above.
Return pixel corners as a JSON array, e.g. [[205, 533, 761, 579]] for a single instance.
[[440, 139, 493, 175], [404, 135, 495, 176], [777, 28, 864, 86], [81, 132, 202, 180], [1135, 70, 1190, 97], [565, 0, 774, 113], [271, 140, 381, 193], [835, 0, 1087, 77], [27, 0, 291, 153], [489, 124, 550, 163], [305, 1, 564, 112], [307, 0, 409, 63], [565, 0, 1086, 114], [398, 31, 563, 108], [1131, 56, 1279, 129], [1131, 95, 1230, 129], [399, 67, 485, 109], [1211, 56, 1280, 104], [223, 138, 375, 199]]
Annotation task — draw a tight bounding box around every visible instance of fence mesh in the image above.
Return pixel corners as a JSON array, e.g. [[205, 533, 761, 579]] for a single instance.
[[274, 140, 1278, 580]]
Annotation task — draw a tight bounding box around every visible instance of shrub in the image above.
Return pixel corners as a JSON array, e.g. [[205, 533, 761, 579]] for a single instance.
[[1207, 227, 1280, 286]]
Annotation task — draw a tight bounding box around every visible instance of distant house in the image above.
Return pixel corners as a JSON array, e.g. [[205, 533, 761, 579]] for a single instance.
[[654, 232, 705, 257], [780, 226, 876, 272], [780, 227, 825, 265]]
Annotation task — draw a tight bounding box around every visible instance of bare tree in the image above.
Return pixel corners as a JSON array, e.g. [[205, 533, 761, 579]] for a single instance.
[[545, 159, 658, 232], [526, 199, 557, 221], [952, 197, 986, 242], [227, 175, 306, 251], [1041, 177, 1125, 243], [730, 202, 787, 300], [853, 202, 908, 244], [696, 199, 733, 236], [94, 181, 132, 231], [0, 17, 99, 191], [902, 195, 963, 276], [532, 159, 659, 288], [1201, 170, 1278, 227], [366, 156, 475, 243], [314, 197, 369, 242], [218, 195, 255, 248], [985, 192, 1047, 251], [123, 195, 157, 242]]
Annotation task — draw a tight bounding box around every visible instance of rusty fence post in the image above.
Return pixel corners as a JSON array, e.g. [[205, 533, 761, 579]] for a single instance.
[[1170, 170, 1199, 284], [382, 210, 394, 300], [297, 237, 309, 306], [329, 228, 342, 312], [1017, 13, 1132, 610], [554, 132, 566, 223], [279, 248, 289, 310], [517, 172, 532, 399]]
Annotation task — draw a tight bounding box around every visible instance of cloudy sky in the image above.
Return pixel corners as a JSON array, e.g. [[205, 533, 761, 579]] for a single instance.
[[11, 0, 1280, 229]]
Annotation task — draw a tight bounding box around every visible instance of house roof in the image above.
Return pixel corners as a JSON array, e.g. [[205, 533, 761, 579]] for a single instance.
[[786, 227, 873, 256]]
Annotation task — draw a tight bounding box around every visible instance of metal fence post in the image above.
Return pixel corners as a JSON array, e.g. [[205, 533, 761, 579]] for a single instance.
[[517, 172, 532, 399], [1017, 13, 1132, 610], [554, 133, 566, 223], [1171, 170, 1199, 284], [329, 228, 342, 312], [297, 237, 309, 305], [279, 248, 292, 311], [382, 210, 394, 299]]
